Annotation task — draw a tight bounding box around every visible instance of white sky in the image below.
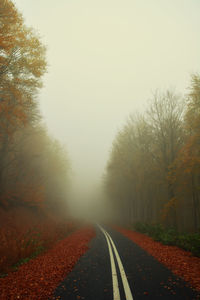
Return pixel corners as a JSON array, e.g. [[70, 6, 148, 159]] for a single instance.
[[14, 0, 200, 201]]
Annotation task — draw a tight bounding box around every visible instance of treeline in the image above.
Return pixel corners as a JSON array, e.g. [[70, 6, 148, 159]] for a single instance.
[[0, 0, 70, 215], [104, 75, 200, 232], [0, 0, 72, 273]]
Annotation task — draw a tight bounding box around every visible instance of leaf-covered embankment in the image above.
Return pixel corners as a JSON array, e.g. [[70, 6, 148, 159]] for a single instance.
[[0, 226, 95, 300], [118, 227, 200, 292], [0, 208, 77, 275]]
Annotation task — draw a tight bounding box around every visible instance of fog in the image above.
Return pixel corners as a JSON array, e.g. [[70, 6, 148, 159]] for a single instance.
[[15, 0, 200, 209]]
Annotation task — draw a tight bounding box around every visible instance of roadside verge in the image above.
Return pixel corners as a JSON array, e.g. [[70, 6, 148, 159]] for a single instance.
[[0, 227, 95, 300], [117, 227, 200, 292]]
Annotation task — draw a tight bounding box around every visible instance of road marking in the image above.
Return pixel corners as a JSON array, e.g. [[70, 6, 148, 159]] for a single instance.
[[103, 230, 120, 300], [99, 226, 134, 300]]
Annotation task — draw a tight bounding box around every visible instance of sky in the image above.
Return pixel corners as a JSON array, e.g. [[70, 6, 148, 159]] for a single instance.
[[14, 0, 200, 202]]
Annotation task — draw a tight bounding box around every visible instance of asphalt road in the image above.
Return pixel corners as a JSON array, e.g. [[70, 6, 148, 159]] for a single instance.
[[54, 226, 200, 300]]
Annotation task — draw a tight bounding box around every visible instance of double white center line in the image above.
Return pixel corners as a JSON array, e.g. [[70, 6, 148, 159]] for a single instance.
[[99, 226, 134, 300]]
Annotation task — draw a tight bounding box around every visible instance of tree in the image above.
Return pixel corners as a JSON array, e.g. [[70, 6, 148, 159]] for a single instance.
[[0, 0, 46, 207], [147, 90, 185, 227], [104, 90, 185, 228], [172, 75, 200, 231]]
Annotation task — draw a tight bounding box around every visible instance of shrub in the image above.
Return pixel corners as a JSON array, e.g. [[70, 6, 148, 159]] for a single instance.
[[0, 208, 76, 275], [134, 222, 200, 257], [176, 233, 200, 257]]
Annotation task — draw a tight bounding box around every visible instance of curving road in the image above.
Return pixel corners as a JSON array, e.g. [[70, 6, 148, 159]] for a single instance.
[[54, 226, 200, 300]]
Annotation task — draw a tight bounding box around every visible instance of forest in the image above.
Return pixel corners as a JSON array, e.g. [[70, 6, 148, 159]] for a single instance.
[[104, 77, 200, 233], [0, 0, 73, 274]]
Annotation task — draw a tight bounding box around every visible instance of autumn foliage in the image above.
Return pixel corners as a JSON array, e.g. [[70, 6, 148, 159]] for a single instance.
[[118, 227, 200, 292], [0, 227, 95, 300], [0, 0, 72, 276], [0, 208, 76, 274]]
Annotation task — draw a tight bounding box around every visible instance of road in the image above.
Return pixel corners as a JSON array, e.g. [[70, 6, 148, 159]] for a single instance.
[[54, 226, 200, 300]]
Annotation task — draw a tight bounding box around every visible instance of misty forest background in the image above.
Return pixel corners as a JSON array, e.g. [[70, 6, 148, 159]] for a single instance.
[[104, 80, 200, 232], [0, 0, 200, 274]]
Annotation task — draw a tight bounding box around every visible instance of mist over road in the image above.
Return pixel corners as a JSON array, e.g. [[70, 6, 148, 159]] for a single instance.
[[54, 226, 199, 300]]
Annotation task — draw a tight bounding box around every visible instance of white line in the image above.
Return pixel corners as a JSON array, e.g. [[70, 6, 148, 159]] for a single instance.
[[99, 225, 134, 300], [104, 231, 121, 300]]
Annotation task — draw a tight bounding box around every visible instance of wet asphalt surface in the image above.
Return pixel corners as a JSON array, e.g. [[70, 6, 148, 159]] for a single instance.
[[53, 226, 200, 300]]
